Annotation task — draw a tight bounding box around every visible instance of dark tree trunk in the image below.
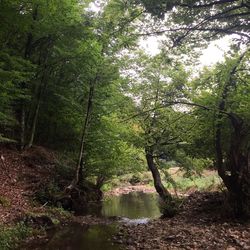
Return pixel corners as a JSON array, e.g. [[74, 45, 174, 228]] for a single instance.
[[145, 147, 172, 200], [20, 103, 26, 150], [96, 176, 106, 189], [27, 39, 53, 148], [224, 115, 250, 217], [214, 52, 250, 217], [19, 5, 39, 150]]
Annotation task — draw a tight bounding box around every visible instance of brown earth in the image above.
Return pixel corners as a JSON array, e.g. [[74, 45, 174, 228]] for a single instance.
[[0, 144, 57, 224]]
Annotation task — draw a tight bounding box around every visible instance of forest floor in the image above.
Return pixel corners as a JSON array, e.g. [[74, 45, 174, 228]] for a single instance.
[[114, 191, 250, 249], [0, 145, 59, 224], [0, 145, 249, 249]]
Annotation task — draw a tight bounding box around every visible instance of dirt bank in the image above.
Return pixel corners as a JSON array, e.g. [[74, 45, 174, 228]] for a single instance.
[[0, 145, 58, 224]]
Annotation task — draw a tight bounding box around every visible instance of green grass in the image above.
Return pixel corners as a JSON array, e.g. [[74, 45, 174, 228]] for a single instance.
[[101, 169, 222, 194], [164, 173, 222, 193]]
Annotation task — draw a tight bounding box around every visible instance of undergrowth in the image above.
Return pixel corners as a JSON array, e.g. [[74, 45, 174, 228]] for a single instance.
[[0, 222, 32, 250], [101, 170, 221, 194], [164, 174, 221, 193]]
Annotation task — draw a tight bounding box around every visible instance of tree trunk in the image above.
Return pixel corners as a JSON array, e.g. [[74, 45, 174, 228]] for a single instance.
[[224, 115, 250, 217], [96, 176, 106, 189], [27, 92, 42, 148], [145, 147, 171, 200], [20, 103, 26, 150], [27, 50, 51, 148], [19, 5, 38, 149], [67, 78, 96, 190], [214, 52, 250, 217]]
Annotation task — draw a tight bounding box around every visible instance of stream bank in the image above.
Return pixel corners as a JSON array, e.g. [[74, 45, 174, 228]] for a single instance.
[[114, 192, 250, 250]]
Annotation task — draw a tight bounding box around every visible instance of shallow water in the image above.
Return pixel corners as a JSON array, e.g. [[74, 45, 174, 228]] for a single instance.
[[28, 223, 121, 250], [102, 191, 161, 219], [26, 192, 161, 250]]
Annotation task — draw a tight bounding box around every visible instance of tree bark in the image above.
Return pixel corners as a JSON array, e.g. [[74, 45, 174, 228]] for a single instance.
[[145, 147, 172, 200], [27, 39, 52, 148], [214, 51, 250, 217], [19, 5, 39, 149], [67, 77, 96, 190], [225, 114, 250, 217], [20, 102, 26, 150]]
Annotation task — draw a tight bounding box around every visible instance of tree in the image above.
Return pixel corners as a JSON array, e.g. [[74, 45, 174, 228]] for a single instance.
[[64, 0, 143, 189], [188, 49, 250, 216], [122, 51, 189, 214]]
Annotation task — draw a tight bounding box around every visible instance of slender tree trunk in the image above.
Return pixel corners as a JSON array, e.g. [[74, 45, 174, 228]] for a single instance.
[[27, 92, 42, 148], [27, 52, 51, 148], [18, 5, 38, 149], [144, 79, 172, 201], [67, 78, 96, 190], [26, 32, 54, 148], [20, 103, 26, 150]]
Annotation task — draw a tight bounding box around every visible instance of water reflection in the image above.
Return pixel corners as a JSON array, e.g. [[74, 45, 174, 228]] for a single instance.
[[24, 223, 121, 250], [102, 192, 161, 219]]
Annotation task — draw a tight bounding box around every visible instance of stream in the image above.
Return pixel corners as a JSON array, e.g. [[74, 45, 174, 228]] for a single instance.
[[27, 191, 161, 250]]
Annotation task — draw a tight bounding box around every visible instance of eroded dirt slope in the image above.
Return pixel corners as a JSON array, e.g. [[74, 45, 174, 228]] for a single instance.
[[0, 145, 56, 224]]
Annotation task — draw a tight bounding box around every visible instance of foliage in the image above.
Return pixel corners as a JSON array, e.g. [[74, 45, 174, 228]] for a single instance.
[[139, 0, 250, 45], [164, 173, 221, 192], [0, 222, 31, 250]]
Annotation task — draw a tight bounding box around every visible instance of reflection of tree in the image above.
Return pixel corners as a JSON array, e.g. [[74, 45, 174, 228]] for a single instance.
[[40, 224, 119, 250]]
